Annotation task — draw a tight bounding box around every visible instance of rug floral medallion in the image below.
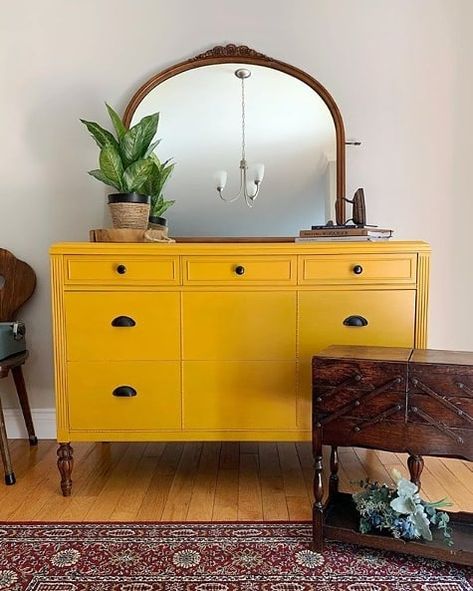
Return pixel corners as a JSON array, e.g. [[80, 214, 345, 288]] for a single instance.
[[0, 522, 471, 591]]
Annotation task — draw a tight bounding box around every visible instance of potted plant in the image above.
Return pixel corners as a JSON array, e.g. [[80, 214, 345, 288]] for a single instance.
[[81, 104, 161, 229], [141, 154, 175, 229]]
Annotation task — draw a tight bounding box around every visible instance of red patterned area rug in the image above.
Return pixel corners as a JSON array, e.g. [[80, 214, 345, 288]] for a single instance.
[[0, 522, 471, 591]]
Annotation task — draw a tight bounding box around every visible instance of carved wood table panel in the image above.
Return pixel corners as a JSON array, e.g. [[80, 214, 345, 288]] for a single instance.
[[312, 345, 473, 566]]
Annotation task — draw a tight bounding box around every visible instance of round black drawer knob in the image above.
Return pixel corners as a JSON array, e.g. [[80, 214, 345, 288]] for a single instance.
[[235, 265, 245, 276], [116, 264, 127, 275], [353, 265, 363, 275]]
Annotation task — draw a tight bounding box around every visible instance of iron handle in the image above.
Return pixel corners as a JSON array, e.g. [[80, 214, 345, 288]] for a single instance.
[[116, 264, 127, 275], [352, 265, 363, 275], [343, 315, 368, 327], [235, 265, 245, 276], [111, 316, 136, 327], [112, 386, 137, 397]]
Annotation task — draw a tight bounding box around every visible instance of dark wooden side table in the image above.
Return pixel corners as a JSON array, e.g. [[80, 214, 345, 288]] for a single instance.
[[312, 345, 473, 566]]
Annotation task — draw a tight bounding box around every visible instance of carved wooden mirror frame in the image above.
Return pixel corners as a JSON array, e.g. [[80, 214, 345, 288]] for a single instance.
[[123, 44, 347, 225]]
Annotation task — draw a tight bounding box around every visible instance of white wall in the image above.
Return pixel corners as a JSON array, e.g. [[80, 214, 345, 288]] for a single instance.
[[1, 0, 472, 410]]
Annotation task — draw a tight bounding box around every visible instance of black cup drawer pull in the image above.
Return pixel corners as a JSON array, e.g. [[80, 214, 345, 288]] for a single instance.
[[343, 315, 368, 327], [116, 264, 127, 275], [234, 265, 245, 276], [352, 265, 363, 275], [111, 316, 136, 327], [113, 386, 137, 397]]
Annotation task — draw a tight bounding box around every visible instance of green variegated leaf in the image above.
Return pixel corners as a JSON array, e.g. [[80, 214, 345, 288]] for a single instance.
[[81, 120, 117, 148], [150, 197, 175, 218], [123, 158, 154, 192], [138, 161, 162, 196], [145, 139, 162, 157], [106, 103, 126, 141], [99, 144, 124, 191], [88, 169, 121, 190], [120, 113, 159, 166], [160, 162, 174, 185]]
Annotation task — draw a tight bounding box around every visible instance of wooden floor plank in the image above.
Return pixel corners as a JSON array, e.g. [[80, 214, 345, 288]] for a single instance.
[[212, 442, 239, 521], [278, 442, 311, 520], [83, 444, 146, 521], [109, 443, 166, 521], [160, 443, 203, 521], [259, 443, 289, 520], [186, 442, 221, 521], [136, 443, 184, 521], [237, 452, 263, 520]]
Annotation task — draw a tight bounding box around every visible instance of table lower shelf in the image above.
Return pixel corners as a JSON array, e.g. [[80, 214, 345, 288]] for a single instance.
[[324, 493, 473, 566]]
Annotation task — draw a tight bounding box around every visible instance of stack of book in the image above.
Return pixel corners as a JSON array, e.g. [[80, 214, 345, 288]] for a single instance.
[[295, 226, 393, 242]]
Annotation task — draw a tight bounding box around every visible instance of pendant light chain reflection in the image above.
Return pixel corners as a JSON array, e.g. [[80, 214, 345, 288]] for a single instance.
[[216, 68, 265, 207]]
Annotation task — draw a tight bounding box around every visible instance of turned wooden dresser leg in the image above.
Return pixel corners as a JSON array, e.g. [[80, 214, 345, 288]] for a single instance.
[[329, 446, 339, 495], [312, 427, 324, 552], [407, 454, 424, 490], [57, 443, 74, 496]]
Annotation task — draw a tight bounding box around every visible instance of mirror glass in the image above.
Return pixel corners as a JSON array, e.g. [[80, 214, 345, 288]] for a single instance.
[[131, 63, 337, 236]]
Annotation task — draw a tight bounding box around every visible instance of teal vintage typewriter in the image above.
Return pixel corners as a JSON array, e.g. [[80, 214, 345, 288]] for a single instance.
[[0, 322, 26, 361]]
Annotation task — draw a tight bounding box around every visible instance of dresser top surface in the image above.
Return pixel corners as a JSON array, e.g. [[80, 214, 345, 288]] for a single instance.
[[50, 240, 431, 256], [315, 345, 473, 366]]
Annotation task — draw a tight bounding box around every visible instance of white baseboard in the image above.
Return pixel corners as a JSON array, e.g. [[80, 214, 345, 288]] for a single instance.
[[4, 408, 56, 439]]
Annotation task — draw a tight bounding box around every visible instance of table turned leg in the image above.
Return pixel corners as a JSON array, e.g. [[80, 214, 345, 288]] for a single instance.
[[408, 454, 424, 490], [312, 429, 324, 552], [57, 443, 73, 496], [329, 446, 339, 495]]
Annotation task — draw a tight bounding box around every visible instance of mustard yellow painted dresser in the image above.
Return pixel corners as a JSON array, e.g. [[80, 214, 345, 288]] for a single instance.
[[50, 240, 430, 495]]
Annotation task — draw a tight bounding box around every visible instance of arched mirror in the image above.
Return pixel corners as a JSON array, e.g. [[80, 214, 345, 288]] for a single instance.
[[124, 44, 346, 238]]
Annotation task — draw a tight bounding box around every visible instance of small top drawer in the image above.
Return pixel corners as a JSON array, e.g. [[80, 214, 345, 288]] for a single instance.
[[66, 256, 180, 285], [299, 254, 417, 285], [183, 256, 297, 285]]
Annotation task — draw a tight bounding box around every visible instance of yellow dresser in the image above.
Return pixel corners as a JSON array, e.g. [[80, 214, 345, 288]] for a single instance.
[[50, 241, 430, 447]]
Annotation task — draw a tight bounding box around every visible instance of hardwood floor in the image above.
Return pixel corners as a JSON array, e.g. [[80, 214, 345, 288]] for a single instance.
[[0, 440, 472, 521]]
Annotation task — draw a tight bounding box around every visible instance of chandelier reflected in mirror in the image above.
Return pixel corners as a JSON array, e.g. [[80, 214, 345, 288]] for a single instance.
[[215, 68, 265, 208]]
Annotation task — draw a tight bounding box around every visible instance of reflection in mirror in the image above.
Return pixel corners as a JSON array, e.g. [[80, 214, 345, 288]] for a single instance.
[[131, 63, 337, 236]]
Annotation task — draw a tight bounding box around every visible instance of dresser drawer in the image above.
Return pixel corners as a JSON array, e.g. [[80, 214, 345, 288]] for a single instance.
[[299, 254, 417, 285], [66, 256, 179, 285], [183, 361, 297, 430], [67, 361, 181, 431], [182, 291, 296, 360], [298, 290, 416, 358], [183, 256, 296, 285], [64, 292, 180, 361]]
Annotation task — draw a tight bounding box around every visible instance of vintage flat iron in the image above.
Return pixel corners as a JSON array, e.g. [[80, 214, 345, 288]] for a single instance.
[[343, 188, 367, 226]]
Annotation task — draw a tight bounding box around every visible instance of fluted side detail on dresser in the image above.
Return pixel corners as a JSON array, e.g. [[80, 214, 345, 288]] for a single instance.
[[50, 255, 69, 440], [415, 252, 430, 348]]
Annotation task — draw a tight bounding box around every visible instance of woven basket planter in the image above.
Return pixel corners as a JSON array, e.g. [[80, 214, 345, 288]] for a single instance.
[[108, 194, 150, 229]]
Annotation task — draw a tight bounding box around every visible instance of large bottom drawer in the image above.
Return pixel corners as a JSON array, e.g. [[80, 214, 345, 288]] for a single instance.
[[67, 361, 181, 431], [183, 361, 297, 430]]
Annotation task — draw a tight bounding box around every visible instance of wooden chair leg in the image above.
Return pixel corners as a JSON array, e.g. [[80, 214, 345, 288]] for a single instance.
[[0, 396, 15, 485], [11, 366, 37, 446]]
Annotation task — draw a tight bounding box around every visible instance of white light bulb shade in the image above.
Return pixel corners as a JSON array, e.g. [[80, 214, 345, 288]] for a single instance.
[[214, 170, 228, 190], [254, 163, 265, 183]]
